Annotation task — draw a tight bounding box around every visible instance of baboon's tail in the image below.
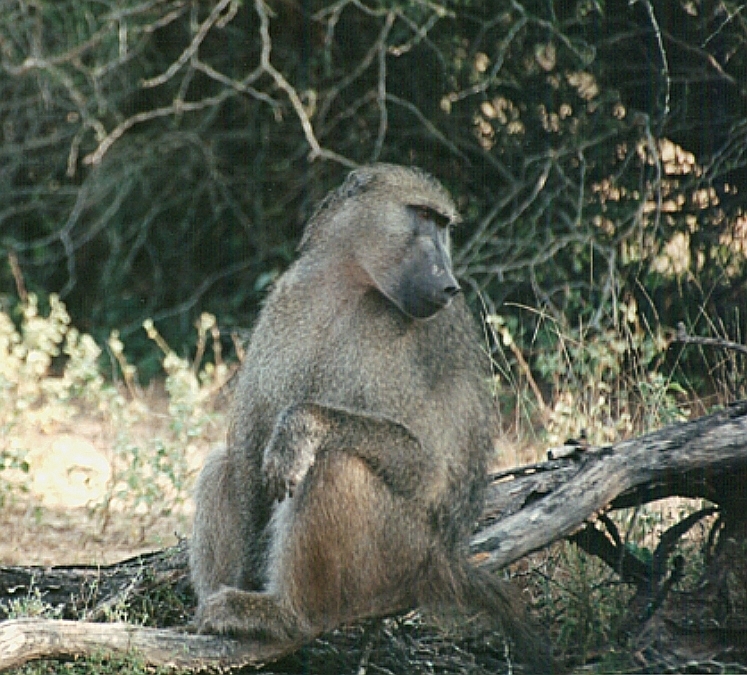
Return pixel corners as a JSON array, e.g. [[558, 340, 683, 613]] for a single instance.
[[424, 559, 557, 673]]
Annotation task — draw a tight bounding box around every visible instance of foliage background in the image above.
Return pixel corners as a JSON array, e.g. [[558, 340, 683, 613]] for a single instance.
[[1, 3, 747, 669], [1, 0, 746, 398]]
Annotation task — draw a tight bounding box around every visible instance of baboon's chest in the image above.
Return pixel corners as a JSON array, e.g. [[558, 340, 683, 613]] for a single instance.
[[312, 310, 459, 426]]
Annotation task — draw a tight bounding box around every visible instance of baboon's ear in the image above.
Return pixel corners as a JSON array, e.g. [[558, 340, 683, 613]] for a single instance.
[[339, 169, 377, 199]]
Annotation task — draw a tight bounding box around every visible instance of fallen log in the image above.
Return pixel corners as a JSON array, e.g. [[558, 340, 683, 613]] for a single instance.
[[476, 399, 747, 568], [0, 618, 307, 672], [1, 400, 747, 671]]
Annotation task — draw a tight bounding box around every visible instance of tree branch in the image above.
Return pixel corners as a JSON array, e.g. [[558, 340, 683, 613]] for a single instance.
[[0, 618, 306, 672], [675, 322, 747, 357], [473, 400, 747, 569]]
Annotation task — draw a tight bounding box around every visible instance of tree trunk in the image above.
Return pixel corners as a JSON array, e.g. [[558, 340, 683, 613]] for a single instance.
[[2, 400, 747, 671]]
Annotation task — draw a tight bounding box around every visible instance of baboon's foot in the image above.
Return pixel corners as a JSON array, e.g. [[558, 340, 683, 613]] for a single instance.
[[196, 586, 300, 641]]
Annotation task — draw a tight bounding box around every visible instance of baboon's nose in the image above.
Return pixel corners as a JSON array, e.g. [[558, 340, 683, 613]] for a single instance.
[[444, 283, 461, 298]]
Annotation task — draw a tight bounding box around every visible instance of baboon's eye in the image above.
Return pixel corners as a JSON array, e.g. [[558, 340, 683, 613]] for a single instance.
[[410, 205, 451, 229]]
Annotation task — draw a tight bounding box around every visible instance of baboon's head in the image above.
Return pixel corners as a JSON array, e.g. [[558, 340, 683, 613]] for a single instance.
[[301, 164, 462, 319]]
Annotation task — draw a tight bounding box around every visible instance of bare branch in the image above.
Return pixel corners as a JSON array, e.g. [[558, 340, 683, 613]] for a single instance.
[[82, 92, 235, 166], [140, 0, 236, 89], [385, 94, 468, 161], [631, 0, 671, 130], [192, 59, 276, 108], [371, 12, 396, 163], [474, 401, 747, 570], [675, 322, 747, 357], [0, 618, 306, 672], [254, 0, 357, 168]]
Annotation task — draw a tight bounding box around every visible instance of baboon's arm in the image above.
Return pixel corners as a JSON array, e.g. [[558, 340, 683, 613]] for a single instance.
[[264, 403, 432, 502]]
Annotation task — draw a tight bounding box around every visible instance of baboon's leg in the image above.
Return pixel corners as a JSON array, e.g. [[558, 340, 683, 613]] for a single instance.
[[190, 446, 246, 602], [273, 451, 429, 624], [196, 450, 429, 638]]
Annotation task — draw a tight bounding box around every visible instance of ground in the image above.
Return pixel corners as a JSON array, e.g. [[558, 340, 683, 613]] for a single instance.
[[0, 386, 217, 567]]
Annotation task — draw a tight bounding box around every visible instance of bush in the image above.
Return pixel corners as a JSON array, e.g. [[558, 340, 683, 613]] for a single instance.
[[0, 293, 230, 526]]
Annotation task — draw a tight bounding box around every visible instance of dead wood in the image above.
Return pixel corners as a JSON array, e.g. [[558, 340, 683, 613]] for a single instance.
[[675, 322, 747, 357], [2, 400, 747, 671], [476, 399, 747, 568], [0, 618, 308, 672]]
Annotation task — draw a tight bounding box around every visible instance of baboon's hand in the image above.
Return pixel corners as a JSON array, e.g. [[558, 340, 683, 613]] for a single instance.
[[262, 405, 326, 501], [263, 438, 315, 502]]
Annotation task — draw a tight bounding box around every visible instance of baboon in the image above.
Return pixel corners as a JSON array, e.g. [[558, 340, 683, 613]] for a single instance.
[[190, 164, 553, 670]]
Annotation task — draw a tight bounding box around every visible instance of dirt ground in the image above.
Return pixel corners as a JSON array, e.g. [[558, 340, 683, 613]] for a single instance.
[[0, 501, 189, 567], [0, 449, 199, 567], [0, 391, 216, 567]]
